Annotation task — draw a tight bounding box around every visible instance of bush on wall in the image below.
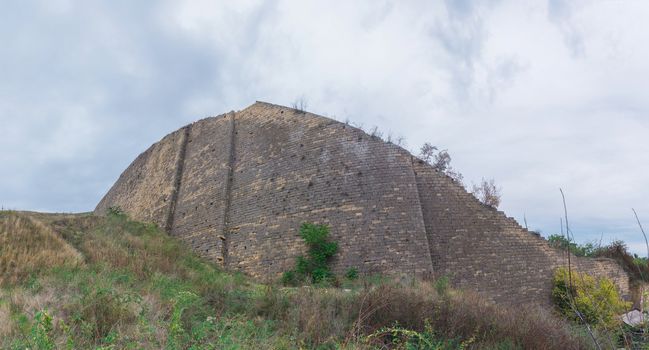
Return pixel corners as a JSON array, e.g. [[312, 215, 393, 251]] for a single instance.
[[552, 267, 630, 328], [282, 223, 338, 285]]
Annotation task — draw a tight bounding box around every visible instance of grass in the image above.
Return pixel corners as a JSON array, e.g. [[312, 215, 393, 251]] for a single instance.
[[0, 212, 84, 286], [0, 210, 596, 349]]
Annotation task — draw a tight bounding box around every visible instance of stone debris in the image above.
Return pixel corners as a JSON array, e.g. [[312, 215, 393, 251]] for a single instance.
[[622, 309, 646, 327]]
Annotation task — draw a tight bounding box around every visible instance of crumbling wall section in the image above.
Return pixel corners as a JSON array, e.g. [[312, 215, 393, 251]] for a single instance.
[[572, 256, 631, 301]]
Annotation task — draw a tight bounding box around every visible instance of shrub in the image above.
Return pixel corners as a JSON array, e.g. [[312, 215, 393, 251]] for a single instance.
[[72, 286, 140, 342], [281, 270, 298, 286], [0, 212, 599, 349], [31, 310, 55, 350], [291, 97, 307, 114], [552, 267, 630, 328], [595, 240, 649, 283], [283, 287, 357, 346], [284, 223, 338, 284], [359, 283, 590, 349], [167, 291, 200, 349], [345, 268, 358, 280], [106, 206, 126, 219], [367, 321, 463, 350], [547, 234, 598, 257], [434, 275, 450, 296]]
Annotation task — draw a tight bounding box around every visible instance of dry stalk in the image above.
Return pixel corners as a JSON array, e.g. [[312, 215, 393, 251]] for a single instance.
[[560, 188, 602, 350]]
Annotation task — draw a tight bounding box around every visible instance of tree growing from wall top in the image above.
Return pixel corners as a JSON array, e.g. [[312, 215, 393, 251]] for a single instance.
[[418, 143, 464, 185], [471, 178, 501, 208], [419, 143, 502, 208]]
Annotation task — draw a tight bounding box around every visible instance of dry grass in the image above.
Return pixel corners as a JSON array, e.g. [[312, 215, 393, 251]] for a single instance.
[[0, 297, 12, 336], [284, 287, 357, 345], [77, 214, 191, 281], [351, 283, 591, 350], [0, 213, 83, 286], [250, 281, 591, 349], [595, 240, 649, 283], [0, 211, 596, 349]]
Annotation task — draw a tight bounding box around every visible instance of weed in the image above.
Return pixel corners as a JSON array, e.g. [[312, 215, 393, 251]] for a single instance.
[[31, 310, 55, 350], [434, 275, 449, 296], [167, 291, 199, 349], [291, 97, 308, 114], [367, 321, 461, 350], [0, 212, 597, 349], [284, 223, 338, 285], [345, 268, 359, 281], [552, 267, 630, 328]]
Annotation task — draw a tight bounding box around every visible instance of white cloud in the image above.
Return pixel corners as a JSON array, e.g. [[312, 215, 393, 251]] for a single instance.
[[1, 0, 648, 253]]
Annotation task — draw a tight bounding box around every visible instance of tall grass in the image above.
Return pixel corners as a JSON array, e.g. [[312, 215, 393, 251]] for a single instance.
[[0, 211, 594, 349], [0, 213, 83, 286]]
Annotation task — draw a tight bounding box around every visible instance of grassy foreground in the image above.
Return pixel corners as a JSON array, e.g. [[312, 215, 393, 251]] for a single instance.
[[0, 210, 594, 349]]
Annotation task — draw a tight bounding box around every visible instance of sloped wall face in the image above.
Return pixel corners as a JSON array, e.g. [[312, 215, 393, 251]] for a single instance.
[[169, 115, 233, 263], [95, 129, 186, 228], [227, 104, 433, 278], [95, 101, 630, 306], [412, 159, 630, 304]]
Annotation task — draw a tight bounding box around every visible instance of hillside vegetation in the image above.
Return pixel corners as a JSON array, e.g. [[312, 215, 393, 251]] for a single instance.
[[0, 210, 595, 349]]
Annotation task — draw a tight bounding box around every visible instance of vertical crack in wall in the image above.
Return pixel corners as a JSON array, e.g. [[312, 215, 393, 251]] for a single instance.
[[221, 112, 237, 267], [410, 155, 436, 276], [165, 125, 191, 233]]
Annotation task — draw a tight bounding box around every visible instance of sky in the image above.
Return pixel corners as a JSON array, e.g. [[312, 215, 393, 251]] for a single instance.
[[1, 0, 648, 254]]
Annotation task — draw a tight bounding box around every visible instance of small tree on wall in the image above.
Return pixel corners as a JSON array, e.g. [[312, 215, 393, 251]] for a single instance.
[[471, 178, 501, 208], [291, 97, 308, 114], [419, 143, 502, 208], [418, 143, 464, 185]]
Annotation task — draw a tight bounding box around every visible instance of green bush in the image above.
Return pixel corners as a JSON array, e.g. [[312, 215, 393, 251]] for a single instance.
[[552, 267, 630, 328], [283, 223, 338, 285], [72, 285, 140, 343], [31, 310, 55, 350], [434, 275, 450, 296], [106, 206, 126, 219], [547, 234, 598, 257], [344, 267, 358, 280], [281, 270, 298, 286], [367, 320, 470, 350]]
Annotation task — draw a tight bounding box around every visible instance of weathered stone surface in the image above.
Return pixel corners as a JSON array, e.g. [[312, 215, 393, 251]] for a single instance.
[[95, 101, 631, 306]]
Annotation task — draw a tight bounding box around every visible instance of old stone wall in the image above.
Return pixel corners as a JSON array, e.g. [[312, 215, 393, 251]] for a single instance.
[[225, 104, 433, 277], [412, 158, 630, 304], [572, 256, 631, 300], [169, 114, 234, 263], [95, 101, 631, 305]]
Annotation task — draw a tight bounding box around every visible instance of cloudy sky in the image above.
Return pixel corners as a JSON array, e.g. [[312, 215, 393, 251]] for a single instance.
[[1, 0, 648, 253]]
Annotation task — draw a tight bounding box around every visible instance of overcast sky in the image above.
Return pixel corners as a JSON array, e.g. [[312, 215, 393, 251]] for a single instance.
[[1, 0, 648, 254]]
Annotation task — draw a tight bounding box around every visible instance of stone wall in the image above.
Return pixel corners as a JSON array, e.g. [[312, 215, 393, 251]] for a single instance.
[[412, 158, 630, 304], [226, 104, 432, 277], [169, 115, 234, 263], [95, 101, 631, 305]]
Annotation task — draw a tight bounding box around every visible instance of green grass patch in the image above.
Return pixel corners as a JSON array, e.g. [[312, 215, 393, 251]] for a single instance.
[[0, 211, 598, 349]]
